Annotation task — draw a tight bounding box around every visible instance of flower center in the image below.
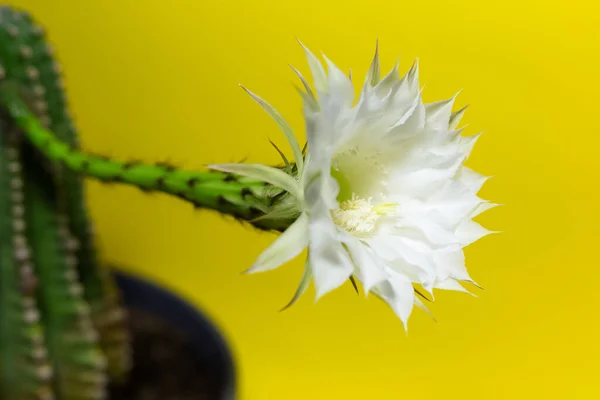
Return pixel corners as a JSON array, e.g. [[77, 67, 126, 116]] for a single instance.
[[331, 195, 396, 236]]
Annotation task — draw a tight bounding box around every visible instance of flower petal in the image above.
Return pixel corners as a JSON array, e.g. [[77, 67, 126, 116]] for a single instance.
[[366, 40, 380, 86], [456, 166, 489, 193], [280, 255, 313, 310], [208, 163, 302, 200], [344, 238, 389, 295], [414, 296, 436, 322], [298, 40, 328, 93], [470, 201, 499, 218], [308, 212, 354, 299], [323, 54, 354, 108], [456, 220, 492, 246], [425, 92, 460, 130], [240, 86, 304, 173], [373, 272, 415, 329], [310, 243, 354, 300], [375, 59, 401, 96], [449, 105, 468, 130], [246, 213, 308, 273], [291, 66, 320, 112], [434, 278, 474, 296], [432, 245, 470, 282]]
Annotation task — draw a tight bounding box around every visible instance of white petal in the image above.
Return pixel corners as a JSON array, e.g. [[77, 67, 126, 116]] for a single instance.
[[246, 213, 308, 273], [298, 40, 328, 93], [434, 277, 474, 295], [432, 245, 470, 282], [397, 212, 457, 247], [240, 86, 304, 173], [406, 59, 420, 94], [456, 220, 492, 246], [456, 166, 489, 193], [459, 132, 482, 159], [309, 218, 354, 300], [291, 66, 319, 112], [426, 181, 486, 226], [470, 201, 499, 218], [366, 41, 380, 86], [290, 65, 316, 99], [344, 238, 389, 295], [449, 105, 468, 130], [387, 90, 422, 132], [425, 93, 459, 130], [414, 296, 436, 322], [374, 59, 401, 96], [208, 163, 302, 200], [373, 273, 415, 329], [323, 54, 354, 108], [388, 163, 460, 198], [280, 255, 313, 310], [303, 164, 339, 211]]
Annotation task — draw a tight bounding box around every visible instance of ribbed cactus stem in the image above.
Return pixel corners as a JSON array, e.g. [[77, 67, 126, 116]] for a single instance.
[[0, 81, 292, 231], [22, 144, 108, 399], [1, 6, 129, 398], [0, 131, 54, 400]]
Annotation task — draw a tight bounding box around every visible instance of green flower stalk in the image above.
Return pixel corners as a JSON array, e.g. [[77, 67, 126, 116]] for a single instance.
[[0, 80, 297, 231]]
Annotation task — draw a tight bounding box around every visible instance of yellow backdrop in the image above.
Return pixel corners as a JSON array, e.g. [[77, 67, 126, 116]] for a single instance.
[[5, 0, 600, 398]]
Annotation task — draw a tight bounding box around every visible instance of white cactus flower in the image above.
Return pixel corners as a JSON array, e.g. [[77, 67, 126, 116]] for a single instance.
[[210, 42, 496, 327]]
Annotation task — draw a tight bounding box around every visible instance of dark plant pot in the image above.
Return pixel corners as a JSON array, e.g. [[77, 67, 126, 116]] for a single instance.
[[112, 270, 236, 400]]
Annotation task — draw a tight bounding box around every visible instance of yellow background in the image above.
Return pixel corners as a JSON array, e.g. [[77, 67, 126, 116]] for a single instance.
[[5, 0, 600, 398]]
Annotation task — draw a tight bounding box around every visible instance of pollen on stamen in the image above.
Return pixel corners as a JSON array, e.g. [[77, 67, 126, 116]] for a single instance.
[[332, 195, 397, 235]]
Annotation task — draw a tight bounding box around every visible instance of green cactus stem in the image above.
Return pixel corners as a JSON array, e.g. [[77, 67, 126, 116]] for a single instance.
[[1, 5, 129, 398], [22, 137, 108, 399], [0, 127, 53, 400], [0, 80, 296, 232]]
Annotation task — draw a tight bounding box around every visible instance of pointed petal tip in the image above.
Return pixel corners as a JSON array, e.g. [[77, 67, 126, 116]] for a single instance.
[[463, 279, 484, 290], [411, 58, 420, 71], [297, 38, 316, 53], [313, 291, 324, 303], [349, 276, 360, 295], [278, 304, 293, 312], [401, 322, 409, 335], [242, 263, 261, 275], [239, 85, 254, 96], [279, 298, 298, 312], [314, 285, 334, 303]]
